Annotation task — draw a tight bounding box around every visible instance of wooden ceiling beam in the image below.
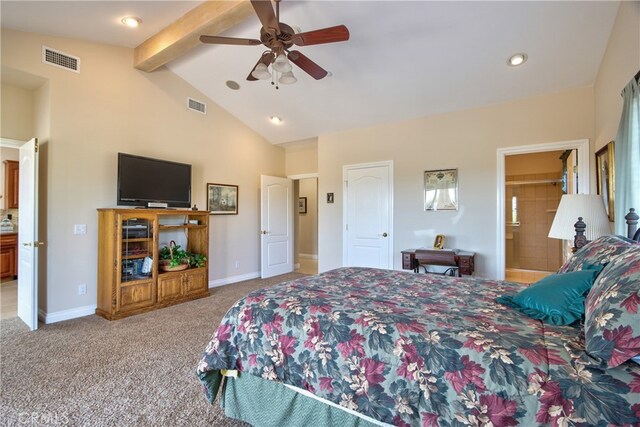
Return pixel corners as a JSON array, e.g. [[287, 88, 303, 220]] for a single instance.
[[134, 0, 255, 72]]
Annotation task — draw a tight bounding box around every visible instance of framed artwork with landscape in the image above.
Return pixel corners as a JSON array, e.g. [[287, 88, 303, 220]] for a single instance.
[[595, 141, 615, 221], [207, 183, 238, 215]]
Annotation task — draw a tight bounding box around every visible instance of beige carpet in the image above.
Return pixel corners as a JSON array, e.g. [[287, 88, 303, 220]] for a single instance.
[[0, 272, 306, 426]]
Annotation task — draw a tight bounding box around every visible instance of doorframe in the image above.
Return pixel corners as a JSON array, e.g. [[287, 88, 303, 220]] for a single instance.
[[342, 160, 394, 269], [496, 139, 590, 280]]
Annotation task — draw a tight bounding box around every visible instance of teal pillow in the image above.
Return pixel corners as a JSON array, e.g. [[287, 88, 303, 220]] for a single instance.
[[496, 269, 601, 325]]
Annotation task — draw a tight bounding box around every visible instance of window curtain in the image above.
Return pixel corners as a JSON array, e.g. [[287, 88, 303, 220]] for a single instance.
[[614, 77, 640, 235]]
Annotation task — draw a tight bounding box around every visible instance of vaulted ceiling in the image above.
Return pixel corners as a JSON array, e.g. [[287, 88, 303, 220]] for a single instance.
[[1, 1, 620, 144]]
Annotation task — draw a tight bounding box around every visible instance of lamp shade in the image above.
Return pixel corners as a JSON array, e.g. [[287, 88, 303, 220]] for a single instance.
[[251, 63, 271, 80], [548, 194, 611, 241], [273, 53, 292, 73], [279, 71, 297, 85]]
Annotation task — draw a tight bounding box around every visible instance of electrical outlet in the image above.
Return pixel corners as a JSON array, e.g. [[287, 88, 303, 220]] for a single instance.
[[234, 261, 240, 269], [74, 224, 87, 235], [78, 284, 87, 295]]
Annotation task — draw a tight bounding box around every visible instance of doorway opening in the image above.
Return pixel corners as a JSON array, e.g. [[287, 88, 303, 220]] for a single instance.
[[496, 139, 590, 282], [504, 150, 573, 283], [292, 176, 318, 275], [0, 142, 20, 319]]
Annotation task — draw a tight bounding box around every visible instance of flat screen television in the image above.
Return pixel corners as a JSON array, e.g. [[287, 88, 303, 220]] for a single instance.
[[117, 153, 191, 208]]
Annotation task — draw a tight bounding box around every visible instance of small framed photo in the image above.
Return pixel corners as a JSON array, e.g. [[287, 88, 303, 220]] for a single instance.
[[298, 197, 307, 214], [433, 234, 445, 250], [207, 183, 238, 215], [595, 141, 615, 221], [424, 169, 458, 211]]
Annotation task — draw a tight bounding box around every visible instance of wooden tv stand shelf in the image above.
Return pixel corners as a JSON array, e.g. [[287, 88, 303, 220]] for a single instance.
[[402, 248, 475, 276], [96, 208, 210, 320]]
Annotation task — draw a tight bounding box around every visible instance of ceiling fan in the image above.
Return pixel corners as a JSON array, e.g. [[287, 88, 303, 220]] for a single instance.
[[199, 0, 349, 88]]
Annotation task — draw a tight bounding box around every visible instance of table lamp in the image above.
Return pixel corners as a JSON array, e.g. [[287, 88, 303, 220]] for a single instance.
[[548, 194, 611, 252]]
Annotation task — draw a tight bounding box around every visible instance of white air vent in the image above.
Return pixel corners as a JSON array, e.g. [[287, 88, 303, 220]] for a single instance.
[[187, 97, 207, 114], [42, 46, 80, 73]]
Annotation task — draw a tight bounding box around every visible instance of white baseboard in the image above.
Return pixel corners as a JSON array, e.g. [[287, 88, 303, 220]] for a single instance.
[[209, 271, 261, 288], [299, 253, 318, 260], [39, 304, 96, 324]]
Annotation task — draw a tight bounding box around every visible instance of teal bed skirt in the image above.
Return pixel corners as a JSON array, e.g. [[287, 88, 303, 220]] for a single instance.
[[220, 373, 386, 427]]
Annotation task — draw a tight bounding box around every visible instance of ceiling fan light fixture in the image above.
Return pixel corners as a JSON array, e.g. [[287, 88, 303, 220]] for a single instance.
[[507, 53, 528, 67], [273, 53, 292, 73], [251, 63, 271, 80], [279, 71, 297, 85]]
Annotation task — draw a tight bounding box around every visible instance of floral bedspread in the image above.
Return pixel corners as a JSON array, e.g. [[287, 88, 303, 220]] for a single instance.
[[198, 267, 640, 426]]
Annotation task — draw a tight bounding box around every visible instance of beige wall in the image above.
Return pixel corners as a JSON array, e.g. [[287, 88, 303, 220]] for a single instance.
[[284, 138, 318, 176], [318, 87, 594, 278], [1, 83, 34, 141], [298, 178, 318, 256], [1, 29, 285, 315], [594, 1, 640, 152]]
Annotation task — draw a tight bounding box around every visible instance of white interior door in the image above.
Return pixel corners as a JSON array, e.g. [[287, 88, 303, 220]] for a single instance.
[[344, 162, 393, 269], [261, 175, 293, 278], [18, 138, 40, 330]]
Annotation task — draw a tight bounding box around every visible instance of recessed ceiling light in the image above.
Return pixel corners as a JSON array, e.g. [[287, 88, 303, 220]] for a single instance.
[[226, 80, 240, 90], [270, 116, 282, 125], [507, 53, 528, 67], [121, 17, 142, 28]]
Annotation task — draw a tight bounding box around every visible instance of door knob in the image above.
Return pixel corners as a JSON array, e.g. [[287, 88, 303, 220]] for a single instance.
[[382, 232, 388, 237], [261, 230, 269, 235]]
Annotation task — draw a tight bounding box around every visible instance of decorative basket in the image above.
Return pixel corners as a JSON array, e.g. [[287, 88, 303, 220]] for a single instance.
[[159, 240, 189, 272]]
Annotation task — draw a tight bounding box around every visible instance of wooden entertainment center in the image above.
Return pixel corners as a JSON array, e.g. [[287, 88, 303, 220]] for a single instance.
[[96, 208, 210, 320]]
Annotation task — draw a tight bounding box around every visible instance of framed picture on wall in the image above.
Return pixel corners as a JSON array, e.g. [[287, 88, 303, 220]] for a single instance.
[[298, 197, 307, 214], [595, 141, 615, 221], [424, 169, 458, 211], [207, 183, 238, 215]]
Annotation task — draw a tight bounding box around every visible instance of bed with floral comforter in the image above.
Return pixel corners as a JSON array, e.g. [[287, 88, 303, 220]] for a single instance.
[[198, 267, 640, 426]]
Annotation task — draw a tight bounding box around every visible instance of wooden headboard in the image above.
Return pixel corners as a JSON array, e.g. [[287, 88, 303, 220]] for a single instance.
[[624, 208, 640, 241], [573, 208, 639, 251]]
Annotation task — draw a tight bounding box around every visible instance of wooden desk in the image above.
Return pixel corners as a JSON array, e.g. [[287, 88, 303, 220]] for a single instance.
[[401, 248, 475, 276]]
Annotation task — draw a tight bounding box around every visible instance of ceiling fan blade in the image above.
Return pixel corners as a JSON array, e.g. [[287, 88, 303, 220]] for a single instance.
[[291, 25, 349, 46], [287, 50, 328, 80], [199, 35, 262, 46], [250, 0, 280, 34], [247, 52, 275, 81]]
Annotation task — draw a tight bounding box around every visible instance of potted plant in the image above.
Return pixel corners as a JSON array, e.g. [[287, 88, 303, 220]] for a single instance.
[[159, 241, 206, 272]]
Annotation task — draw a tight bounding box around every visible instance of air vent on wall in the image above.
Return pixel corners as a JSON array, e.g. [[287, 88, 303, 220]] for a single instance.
[[42, 46, 80, 73], [187, 97, 207, 114]]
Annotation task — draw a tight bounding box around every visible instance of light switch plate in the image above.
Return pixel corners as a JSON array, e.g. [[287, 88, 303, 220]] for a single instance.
[[74, 224, 87, 235]]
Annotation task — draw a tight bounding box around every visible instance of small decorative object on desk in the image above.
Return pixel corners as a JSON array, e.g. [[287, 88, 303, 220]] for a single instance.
[[433, 234, 445, 249], [0, 218, 14, 232]]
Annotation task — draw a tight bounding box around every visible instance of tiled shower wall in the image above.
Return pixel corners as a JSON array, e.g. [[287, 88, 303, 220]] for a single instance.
[[505, 172, 563, 272]]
